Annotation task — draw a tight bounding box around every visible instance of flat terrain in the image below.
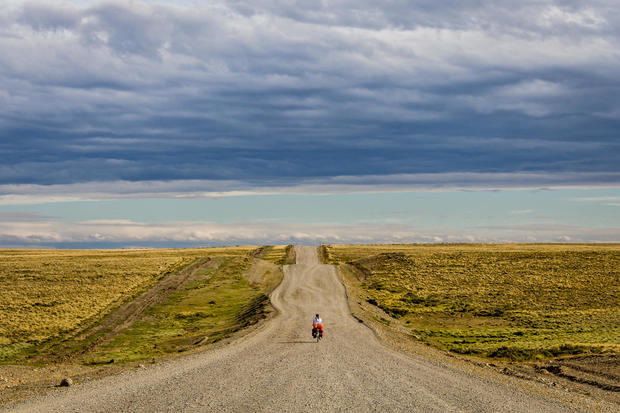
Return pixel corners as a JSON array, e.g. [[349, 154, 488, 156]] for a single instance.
[[7, 247, 616, 412], [0, 246, 289, 405], [323, 244, 620, 361], [0, 247, 259, 364], [324, 243, 620, 398]]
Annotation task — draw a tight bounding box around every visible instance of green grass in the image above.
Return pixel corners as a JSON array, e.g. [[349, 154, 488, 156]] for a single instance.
[[0, 248, 227, 362], [257, 245, 296, 265], [85, 254, 281, 364], [0, 247, 284, 364], [326, 244, 620, 361]]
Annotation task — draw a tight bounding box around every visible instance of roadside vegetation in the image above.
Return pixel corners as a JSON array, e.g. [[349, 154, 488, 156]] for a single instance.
[[1, 248, 209, 362], [0, 246, 289, 365], [323, 244, 620, 362], [256, 245, 297, 265], [85, 251, 283, 364]]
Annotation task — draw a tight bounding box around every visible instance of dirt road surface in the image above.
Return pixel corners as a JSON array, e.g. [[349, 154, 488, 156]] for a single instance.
[[7, 247, 615, 412]]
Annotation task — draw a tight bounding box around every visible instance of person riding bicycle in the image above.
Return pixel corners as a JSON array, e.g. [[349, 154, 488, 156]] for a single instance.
[[312, 314, 324, 339]]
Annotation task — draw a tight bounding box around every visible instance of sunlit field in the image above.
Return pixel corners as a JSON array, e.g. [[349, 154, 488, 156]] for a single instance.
[[87, 248, 284, 364], [323, 244, 620, 361], [258, 245, 296, 265], [0, 247, 259, 362]]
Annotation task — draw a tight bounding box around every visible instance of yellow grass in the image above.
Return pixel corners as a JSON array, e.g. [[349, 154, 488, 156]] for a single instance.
[[325, 244, 620, 360], [0, 247, 254, 361], [87, 251, 282, 363], [259, 245, 296, 265]]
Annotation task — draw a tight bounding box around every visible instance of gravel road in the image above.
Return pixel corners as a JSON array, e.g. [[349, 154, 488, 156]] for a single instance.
[[8, 247, 613, 412]]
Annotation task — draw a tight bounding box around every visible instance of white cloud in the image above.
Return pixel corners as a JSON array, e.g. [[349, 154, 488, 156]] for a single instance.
[[571, 196, 620, 207], [539, 6, 607, 29], [1, 218, 618, 246], [510, 209, 533, 215], [77, 219, 141, 225], [573, 196, 620, 202]]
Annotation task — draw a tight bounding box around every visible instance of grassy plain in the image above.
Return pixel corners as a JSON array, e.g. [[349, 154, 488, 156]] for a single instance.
[[86, 250, 284, 364], [0, 246, 288, 364], [323, 244, 620, 361], [259, 245, 296, 265]]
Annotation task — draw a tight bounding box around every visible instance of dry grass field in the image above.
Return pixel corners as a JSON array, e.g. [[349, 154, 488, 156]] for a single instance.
[[259, 245, 296, 265], [323, 244, 620, 361], [85, 249, 285, 364], [0, 247, 262, 363], [1, 246, 292, 405]]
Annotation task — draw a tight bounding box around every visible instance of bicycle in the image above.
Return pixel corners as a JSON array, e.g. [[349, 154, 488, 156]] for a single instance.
[[312, 327, 323, 342]]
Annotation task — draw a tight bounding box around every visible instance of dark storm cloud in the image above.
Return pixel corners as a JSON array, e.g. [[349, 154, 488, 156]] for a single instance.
[[1, 0, 619, 189]]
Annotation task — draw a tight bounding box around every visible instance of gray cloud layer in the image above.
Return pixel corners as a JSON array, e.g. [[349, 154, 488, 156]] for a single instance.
[[1, 1, 619, 189], [1, 172, 620, 205]]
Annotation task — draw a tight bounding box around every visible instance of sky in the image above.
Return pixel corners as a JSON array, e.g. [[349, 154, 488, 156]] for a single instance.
[[0, 0, 619, 247]]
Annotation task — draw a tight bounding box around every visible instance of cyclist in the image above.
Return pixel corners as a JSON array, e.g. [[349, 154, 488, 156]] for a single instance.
[[312, 314, 324, 339]]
